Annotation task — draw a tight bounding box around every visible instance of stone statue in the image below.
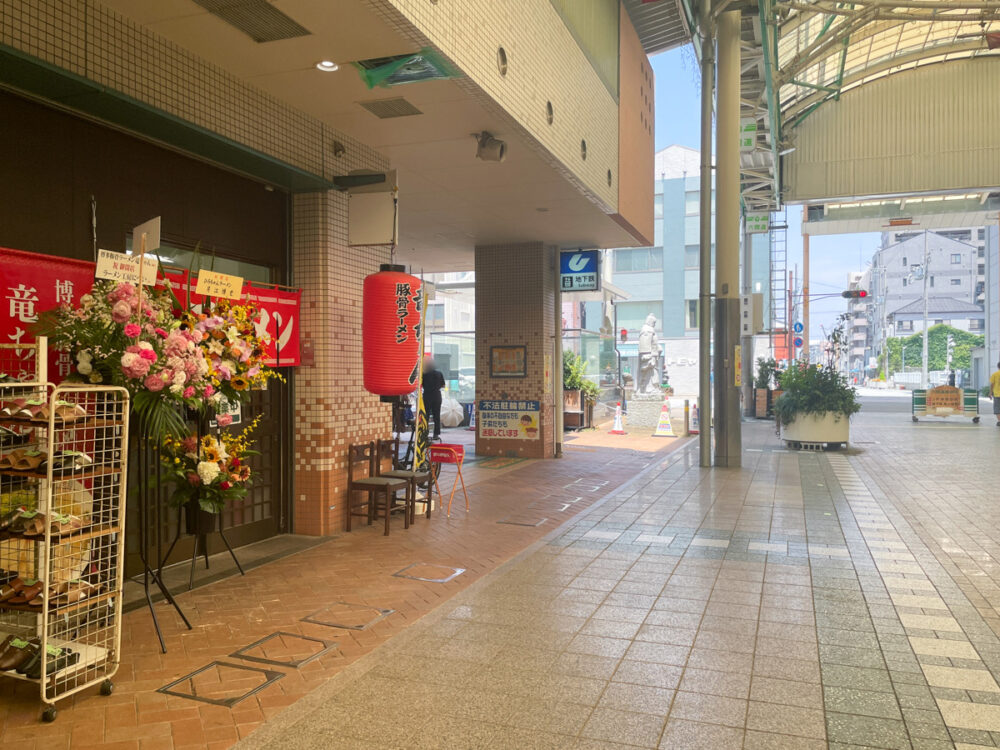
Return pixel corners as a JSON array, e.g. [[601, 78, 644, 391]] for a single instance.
[[636, 313, 662, 397]]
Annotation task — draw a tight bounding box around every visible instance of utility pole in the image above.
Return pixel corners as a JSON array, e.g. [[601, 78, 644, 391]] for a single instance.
[[802, 220, 810, 362], [921, 230, 930, 388]]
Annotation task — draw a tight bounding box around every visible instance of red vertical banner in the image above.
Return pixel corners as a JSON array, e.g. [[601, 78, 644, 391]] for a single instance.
[[0, 247, 96, 382], [245, 285, 301, 367]]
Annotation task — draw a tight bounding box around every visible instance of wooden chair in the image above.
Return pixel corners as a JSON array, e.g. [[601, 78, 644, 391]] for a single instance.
[[378, 436, 433, 523], [346, 441, 410, 535]]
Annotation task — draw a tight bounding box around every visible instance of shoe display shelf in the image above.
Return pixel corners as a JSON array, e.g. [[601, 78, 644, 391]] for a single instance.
[[0, 339, 129, 721]]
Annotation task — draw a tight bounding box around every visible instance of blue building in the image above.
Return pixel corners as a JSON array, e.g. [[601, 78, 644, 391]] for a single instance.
[[610, 145, 771, 340]]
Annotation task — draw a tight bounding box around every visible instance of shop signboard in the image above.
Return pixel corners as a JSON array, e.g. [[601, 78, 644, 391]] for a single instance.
[[746, 213, 770, 233], [739, 118, 758, 152], [0, 247, 95, 382], [478, 400, 540, 440], [209, 397, 242, 427], [560, 250, 600, 292]]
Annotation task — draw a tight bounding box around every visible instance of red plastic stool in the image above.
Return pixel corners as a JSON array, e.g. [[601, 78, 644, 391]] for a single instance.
[[429, 443, 469, 517]]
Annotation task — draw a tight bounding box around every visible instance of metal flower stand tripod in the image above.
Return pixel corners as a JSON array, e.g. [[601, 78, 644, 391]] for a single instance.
[[132, 422, 192, 654], [158, 410, 244, 592]]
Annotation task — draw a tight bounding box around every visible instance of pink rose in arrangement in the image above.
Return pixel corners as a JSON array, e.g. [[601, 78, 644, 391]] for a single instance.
[[124, 323, 141, 338], [216, 413, 233, 427], [139, 348, 157, 362], [121, 351, 150, 379], [203, 385, 215, 398], [111, 300, 133, 323], [154, 327, 167, 338], [143, 373, 166, 392], [183, 386, 195, 399]]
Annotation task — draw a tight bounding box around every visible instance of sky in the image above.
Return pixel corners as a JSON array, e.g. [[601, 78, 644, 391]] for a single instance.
[[649, 46, 883, 339]]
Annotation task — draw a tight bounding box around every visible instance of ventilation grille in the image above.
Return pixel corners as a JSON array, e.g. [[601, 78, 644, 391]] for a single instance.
[[358, 97, 423, 119], [191, 0, 310, 43]]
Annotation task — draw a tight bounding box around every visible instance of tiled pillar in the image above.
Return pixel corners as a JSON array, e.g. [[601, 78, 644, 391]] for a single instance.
[[474, 242, 557, 459], [291, 190, 392, 535]]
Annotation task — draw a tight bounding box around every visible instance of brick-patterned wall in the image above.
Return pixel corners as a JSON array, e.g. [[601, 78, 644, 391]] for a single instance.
[[292, 191, 393, 536], [474, 243, 555, 459], [368, 0, 619, 215]]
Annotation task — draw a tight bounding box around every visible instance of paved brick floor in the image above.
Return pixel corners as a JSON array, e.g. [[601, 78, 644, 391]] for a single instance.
[[0, 431, 681, 748], [235, 392, 1000, 749]]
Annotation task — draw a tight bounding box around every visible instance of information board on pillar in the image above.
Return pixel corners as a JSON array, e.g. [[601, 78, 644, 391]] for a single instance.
[[478, 400, 540, 440], [560, 250, 600, 292]]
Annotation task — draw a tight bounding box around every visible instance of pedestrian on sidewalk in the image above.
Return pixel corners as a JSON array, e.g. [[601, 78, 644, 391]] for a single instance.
[[423, 355, 446, 440], [991, 361, 1000, 426]]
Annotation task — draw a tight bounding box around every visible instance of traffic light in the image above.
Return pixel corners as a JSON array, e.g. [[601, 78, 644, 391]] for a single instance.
[[841, 289, 868, 299], [620, 328, 628, 342]]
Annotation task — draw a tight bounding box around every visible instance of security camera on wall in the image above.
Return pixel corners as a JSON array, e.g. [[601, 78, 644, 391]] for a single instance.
[[475, 131, 506, 162]]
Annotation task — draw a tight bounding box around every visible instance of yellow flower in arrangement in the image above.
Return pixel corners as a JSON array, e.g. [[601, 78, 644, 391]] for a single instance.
[[231, 376, 249, 391], [203, 445, 220, 463], [200, 435, 214, 449]]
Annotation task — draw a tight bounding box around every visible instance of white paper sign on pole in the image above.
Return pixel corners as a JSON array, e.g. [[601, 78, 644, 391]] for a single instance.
[[131, 216, 161, 255], [95, 249, 158, 286]]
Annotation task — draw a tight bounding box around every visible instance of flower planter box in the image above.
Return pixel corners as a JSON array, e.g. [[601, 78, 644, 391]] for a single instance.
[[754, 389, 769, 418], [780, 411, 850, 448], [184, 499, 218, 536]]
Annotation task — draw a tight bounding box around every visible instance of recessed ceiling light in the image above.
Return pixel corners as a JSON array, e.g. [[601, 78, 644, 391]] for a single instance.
[[536, 207, 549, 213], [316, 60, 339, 72]]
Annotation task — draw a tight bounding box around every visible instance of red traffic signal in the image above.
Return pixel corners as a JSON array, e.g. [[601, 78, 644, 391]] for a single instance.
[[620, 328, 628, 342], [841, 289, 868, 299]]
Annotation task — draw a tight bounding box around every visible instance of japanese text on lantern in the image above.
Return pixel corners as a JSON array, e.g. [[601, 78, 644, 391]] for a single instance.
[[395, 282, 410, 343]]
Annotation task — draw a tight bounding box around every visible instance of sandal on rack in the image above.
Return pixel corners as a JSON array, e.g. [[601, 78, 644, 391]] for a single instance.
[[51, 580, 100, 607], [53, 401, 88, 422], [0, 426, 31, 449], [0, 449, 29, 470], [0, 398, 31, 417], [40, 451, 93, 475], [22, 514, 87, 540], [0, 577, 28, 602], [11, 450, 46, 472], [7, 579, 45, 605], [0, 637, 38, 671], [5, 510, 41, 537], [26, 646, 79, 680], [0, 505, 29, 532]]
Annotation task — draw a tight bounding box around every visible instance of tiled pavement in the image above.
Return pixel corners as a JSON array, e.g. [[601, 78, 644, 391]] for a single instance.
[[0, 430, 680, 748], [236, 393, 1000, 749]]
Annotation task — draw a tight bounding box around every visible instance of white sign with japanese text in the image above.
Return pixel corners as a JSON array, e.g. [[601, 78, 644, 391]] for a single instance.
[[478, 400, 540, 440], [95, 249, 158, 286]]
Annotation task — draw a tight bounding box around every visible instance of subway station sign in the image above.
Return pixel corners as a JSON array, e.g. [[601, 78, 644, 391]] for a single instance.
[[560, 250, 601, 292]]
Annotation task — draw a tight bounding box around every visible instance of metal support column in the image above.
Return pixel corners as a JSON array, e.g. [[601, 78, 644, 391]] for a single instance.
[[697, 0, 715, 468], [714, 9, 742, 468], [553, 246, 563, 457], [741, 224, 753, 415]]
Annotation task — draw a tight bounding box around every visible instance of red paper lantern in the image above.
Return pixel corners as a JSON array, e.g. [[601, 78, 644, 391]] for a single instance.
[[363, 265, 423, 396]]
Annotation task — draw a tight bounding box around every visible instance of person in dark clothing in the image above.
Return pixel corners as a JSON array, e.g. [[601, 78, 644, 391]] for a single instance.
[[422, 356, 446, 440]]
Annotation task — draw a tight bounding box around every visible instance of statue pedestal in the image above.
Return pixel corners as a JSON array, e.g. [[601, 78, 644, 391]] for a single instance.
[[627, 394, 663, 430]]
